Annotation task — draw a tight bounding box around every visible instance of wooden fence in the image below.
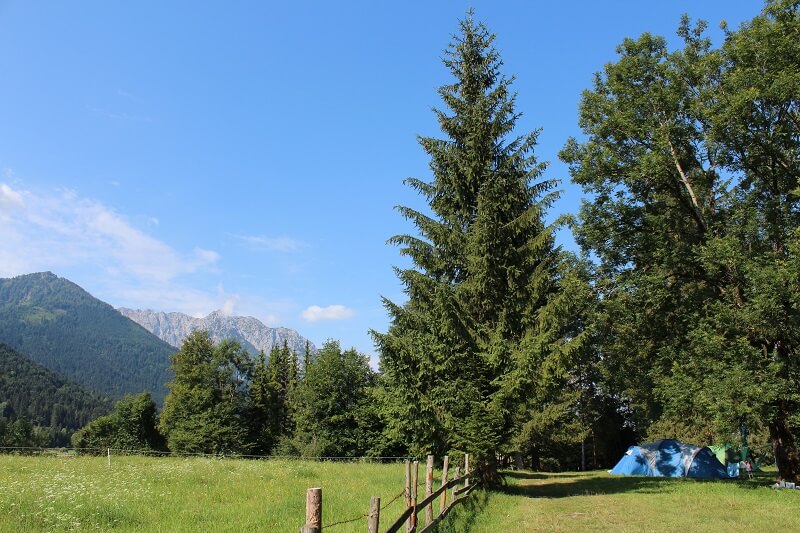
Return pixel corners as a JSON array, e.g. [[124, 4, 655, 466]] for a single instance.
[[299, 453, 480, 532]]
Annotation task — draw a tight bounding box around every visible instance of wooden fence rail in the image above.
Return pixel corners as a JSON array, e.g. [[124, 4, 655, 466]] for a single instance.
[[299, 454, 480, 532]]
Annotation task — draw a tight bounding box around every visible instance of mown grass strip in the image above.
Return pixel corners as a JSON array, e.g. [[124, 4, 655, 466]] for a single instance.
[[443, 469, 800, 533]]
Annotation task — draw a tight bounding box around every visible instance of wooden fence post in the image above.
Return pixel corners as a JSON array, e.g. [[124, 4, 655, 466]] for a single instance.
[[464, 454, 470, 490], [405, 460, 412, 533], [411, 460, 419, 529], [439, 455, 449, 516], [300, 487, 321, 533], [452, 466, 460, 501], [368, 496, 380, 533], [425, 455, 434, 526]]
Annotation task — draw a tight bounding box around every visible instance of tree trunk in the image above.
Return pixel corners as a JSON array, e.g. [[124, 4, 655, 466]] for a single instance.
[[769, 402, 800, 482], [478, 453, 500, 486]]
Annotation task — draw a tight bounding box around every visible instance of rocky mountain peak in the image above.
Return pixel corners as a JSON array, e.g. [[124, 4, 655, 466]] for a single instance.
[[118, 308, 316, 358]]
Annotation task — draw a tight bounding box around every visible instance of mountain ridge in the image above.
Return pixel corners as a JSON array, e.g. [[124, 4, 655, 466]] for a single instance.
[[117, 308, 316, 357]]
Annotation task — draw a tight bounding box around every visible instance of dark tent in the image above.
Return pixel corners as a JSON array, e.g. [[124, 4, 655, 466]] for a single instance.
[[610, 439, 729, 479]]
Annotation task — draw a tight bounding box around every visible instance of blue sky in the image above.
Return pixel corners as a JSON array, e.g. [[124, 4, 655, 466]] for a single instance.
[[0, 0, 763, 360]]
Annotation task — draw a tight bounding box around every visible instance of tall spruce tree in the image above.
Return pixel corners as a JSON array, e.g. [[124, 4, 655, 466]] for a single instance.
[[374, 12, 568, 478], [245, 342, 299, 455], [248, 351, 274, 454]]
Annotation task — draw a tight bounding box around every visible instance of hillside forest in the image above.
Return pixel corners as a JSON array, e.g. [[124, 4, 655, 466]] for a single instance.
[[2, 1, 799, 483]]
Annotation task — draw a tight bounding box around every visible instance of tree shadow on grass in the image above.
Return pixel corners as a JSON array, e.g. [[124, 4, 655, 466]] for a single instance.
[[434, 489, 490, 533], [502, 470, 598, 481], [498, 470, 760, 499]]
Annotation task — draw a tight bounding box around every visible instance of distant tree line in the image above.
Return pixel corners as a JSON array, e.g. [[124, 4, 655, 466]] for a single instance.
[[73, 331, 384, 459]]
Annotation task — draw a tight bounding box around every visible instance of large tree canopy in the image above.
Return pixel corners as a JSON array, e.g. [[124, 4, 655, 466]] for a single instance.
[[561, 0, 800, 481], [159, 331, 252, 454]]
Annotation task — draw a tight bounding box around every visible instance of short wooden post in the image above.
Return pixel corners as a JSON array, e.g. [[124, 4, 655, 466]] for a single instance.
[[411, 460, 419, 529], [464, 454, 470, 490], [439, 455, 449, 516], [368, 496, 380, 533], [425, 455, 434, 526], [452, 466, 460, 501], [300, 487, 321, 533], [405, 460, 412, 533]]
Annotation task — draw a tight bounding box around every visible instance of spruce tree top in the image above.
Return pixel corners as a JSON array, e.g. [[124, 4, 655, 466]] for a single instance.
[[393, 12, 553, 289]]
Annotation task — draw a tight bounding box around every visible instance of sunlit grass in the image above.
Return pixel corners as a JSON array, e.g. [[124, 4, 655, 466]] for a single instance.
[[0, 454, 416, 532], [447, 469, 800, 532], [6, 455, 796, 532]]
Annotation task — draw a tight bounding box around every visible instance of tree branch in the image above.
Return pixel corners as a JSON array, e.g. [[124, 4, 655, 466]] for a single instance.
[[667, 137, 708, 233]]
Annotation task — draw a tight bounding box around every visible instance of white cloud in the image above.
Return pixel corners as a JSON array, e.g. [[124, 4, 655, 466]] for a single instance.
[[0, 183, 308, 327], [114, 285, 223, 318], [301, 304, 355, 322], [218, 285, 240, 317], [221, 298, 237, 316], [0, 183, 24, 221], [194, 247, 220, 265], [0, 182, 222, 311], [235, 234, 307, 252]]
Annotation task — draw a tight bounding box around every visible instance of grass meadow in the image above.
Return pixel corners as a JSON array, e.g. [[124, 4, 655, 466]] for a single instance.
[[0, 454, 414, 532], [444, 469, 800, 532], [2, 454, 799, 532]]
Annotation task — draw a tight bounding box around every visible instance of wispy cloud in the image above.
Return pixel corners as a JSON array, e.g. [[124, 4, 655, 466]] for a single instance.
[[0, 183, 24, 221], [234, 234, 307, 252], [0, 182, 222, 312], [88, 105, 153, 123], [103, 110, 153, 123], [0, 182, 306, 326], [301, 304, 355, 322]]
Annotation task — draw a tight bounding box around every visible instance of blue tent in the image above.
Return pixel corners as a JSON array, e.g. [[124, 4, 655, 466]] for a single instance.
[[610, 439, 729, 479], [611, 445, 653, 476]]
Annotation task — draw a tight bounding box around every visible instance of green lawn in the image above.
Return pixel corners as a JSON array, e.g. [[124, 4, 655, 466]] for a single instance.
[[0, 454, 414, 532], [4, 455, 798, 532], [444, 469, 800, 532]]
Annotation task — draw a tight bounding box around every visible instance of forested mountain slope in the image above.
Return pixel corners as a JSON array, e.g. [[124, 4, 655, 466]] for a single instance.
[[0, 272, 174, 403], [0, 343, 112, 436]]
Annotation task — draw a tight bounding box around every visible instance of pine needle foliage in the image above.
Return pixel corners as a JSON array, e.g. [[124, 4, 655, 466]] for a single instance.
[[374, 12, 568, 470]]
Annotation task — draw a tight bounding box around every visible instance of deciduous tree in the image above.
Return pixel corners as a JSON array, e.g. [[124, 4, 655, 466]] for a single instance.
[[561, 0, 800, 480], [159, 331, 252, 454]]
